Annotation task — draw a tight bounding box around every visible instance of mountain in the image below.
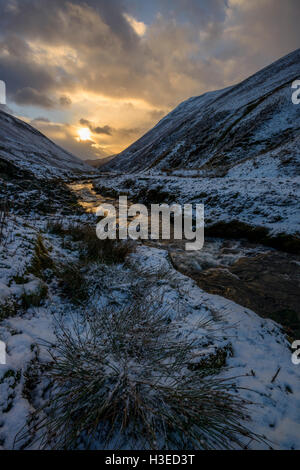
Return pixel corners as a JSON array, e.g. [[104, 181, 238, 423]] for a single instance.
[[86, 155, 115, 168], [0, 109, 91, 178], [104, 49, 300, 176]]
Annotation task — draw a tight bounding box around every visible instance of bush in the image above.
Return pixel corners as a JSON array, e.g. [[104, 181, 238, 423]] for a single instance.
[[18, 302, 264, 450]]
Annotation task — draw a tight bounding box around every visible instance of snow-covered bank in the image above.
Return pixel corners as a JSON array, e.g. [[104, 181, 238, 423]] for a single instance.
[[94, 173, 300, 240], [0, 208, 299, 449]]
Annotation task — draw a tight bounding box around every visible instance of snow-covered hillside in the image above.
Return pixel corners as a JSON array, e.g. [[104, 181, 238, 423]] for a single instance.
[[0, 110, 91, 178], [1, 211, 300, 450], [105, 49, 300, 175]]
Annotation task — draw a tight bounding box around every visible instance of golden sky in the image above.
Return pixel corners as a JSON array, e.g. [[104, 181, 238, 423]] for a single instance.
[[0, 0, 299, 160]]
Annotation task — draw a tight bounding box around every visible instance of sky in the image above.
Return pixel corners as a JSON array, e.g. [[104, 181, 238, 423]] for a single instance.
[[0, 0, 299, 161]]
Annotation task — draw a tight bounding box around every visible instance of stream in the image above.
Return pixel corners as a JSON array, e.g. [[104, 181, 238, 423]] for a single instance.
[[69, 180, 300, 337]]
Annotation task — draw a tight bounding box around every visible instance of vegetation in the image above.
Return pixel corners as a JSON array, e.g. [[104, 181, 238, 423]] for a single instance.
[[0, 298, 18, 321], [47, 221, 134, 264], [17, 302, 264, 450], [56, 261, 88, 304], [21, 282, 48, 309], [0, 198, 9, 245], [27, 234, 55, 280]]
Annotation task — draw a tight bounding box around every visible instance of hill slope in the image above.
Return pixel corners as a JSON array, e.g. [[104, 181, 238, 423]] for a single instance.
[[105, 49, 300, 176], [0, 110, 91, 178]]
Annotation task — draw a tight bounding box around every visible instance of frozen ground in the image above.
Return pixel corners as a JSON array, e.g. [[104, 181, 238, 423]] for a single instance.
[[0, 109, 92, 179], [94, 173, 300, 238], [0, 207, 300, 449]]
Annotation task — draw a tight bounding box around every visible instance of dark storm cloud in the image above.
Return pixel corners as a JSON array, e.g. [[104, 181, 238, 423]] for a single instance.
[[94, 126, 113, 136], [0, 0, 299, 110], [155, 0, 228, 25], [79, 118, 143, 139], [60, 95, 72, 107], [0, 0, 136, 45], [14, 87, 55, 108], [0, 0, 299, 160], [79, 119, 113, 136], [0, 36, 55, 93]]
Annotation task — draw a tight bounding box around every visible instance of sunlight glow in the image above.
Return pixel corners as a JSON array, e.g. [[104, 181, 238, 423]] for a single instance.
[[77, 127, 91, 141]]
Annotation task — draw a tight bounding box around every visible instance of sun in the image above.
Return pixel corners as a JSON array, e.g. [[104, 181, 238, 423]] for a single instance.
[[77, 127, 91, 141]]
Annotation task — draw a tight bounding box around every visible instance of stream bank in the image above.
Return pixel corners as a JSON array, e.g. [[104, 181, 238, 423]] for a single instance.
[[69, 179, 300, 338]]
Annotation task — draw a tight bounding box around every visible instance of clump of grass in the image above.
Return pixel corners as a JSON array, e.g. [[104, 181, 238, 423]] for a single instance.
[[0, 298, 18, 321], [56, 262, 88, 304], [70, 224, 133, 264], [21, 282, 48, 309], [27, 234, 55, 280], [0, 199, 9, 245], [49, 221, 134, 264], [46, 219, 66, 236], [17, 302, 264, 450]]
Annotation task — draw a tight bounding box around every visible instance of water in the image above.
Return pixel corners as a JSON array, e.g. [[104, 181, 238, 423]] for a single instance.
[[69, 180, 300, 335]]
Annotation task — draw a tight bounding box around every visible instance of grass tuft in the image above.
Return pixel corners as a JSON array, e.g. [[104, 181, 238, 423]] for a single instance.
[[47, 221, 134, 264], [27, 234, 55, 280], [17, 302, 265, 450], [56, 262, 88, 304]]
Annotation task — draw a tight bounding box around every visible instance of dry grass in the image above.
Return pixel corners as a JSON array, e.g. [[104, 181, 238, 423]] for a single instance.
[[16, 301, 265, 450], [57, 261, 88, 304], [0, 199, 9, 244], [47, 220, 134, 264], [27, 234, 55, 280]]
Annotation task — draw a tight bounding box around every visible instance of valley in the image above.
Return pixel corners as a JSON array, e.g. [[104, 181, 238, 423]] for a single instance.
[[0, 47, 299, 450]]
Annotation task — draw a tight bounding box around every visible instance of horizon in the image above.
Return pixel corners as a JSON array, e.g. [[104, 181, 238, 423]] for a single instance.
[[0, 0, 299, 161]]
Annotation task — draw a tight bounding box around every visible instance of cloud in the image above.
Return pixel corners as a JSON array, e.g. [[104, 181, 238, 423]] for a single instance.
[[31, 116, 50, 123], [79, 119, 113, 136], [59, 95, 72, 107], [93, 125, 113, 136], [1, 0, 299, 110], [29, 116, 109, 159], [0, 0, 299, 160], [14, 87, 55, 108], [124, 13, 147, 36], [148, 109, 166, 121]]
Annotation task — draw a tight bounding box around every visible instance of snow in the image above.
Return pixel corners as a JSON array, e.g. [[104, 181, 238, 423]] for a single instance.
[[0, 109, 92, 179], [104, 48, 300, 177], [93, 173, 300, 236], [1, 215, 299, 449], [0, 48, 299, 451]]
